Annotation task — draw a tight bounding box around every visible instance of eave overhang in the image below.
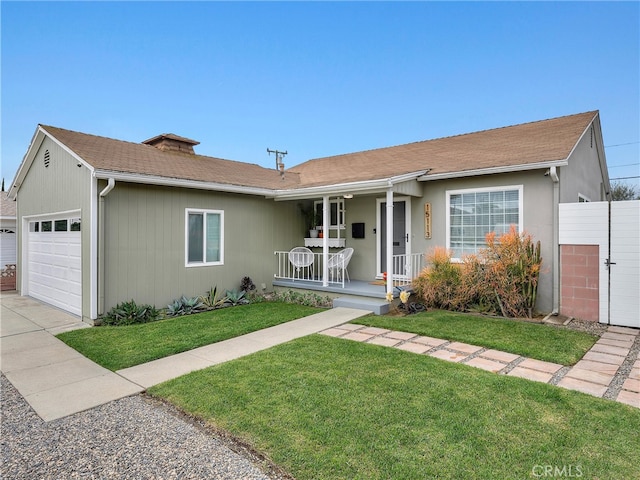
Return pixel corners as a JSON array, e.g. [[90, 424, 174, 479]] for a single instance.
[[272, 170, 429, 201], [417, 160, 569, 182], [92, 170, 278, 198]]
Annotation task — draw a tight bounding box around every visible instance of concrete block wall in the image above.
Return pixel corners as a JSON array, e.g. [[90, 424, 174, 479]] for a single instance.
[[560, 245, 599, 321]]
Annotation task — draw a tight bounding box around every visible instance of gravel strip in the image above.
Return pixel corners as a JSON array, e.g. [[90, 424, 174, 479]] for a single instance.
[[604, 332, 640, 400], [0, 374, 284, 480]]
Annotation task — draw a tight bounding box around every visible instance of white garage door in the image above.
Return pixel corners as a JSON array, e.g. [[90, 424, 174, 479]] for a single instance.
[[27, 217, 82, 316]]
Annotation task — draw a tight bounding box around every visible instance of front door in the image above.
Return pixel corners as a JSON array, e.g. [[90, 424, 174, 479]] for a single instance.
[[377, 197, 411, 277]]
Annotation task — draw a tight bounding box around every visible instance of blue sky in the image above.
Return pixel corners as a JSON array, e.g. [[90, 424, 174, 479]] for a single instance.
[[2, 1, 639, 188]]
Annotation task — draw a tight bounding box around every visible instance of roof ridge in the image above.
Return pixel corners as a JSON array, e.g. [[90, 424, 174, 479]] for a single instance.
[[295, 110, 598, 165], [40, 124, 274, 170]]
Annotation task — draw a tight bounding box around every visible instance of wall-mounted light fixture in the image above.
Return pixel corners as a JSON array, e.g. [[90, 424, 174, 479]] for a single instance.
[[343, 194, 353, 199]]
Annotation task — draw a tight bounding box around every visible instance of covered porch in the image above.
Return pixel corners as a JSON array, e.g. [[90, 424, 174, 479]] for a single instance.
[[272, 170, 429, 301]]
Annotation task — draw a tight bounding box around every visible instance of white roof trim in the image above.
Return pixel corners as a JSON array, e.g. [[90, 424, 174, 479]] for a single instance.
[[92, 170, 277, 197], [418, 160, 568, 181], [8, 125, 95, 199], [272, 170, 429, 201]]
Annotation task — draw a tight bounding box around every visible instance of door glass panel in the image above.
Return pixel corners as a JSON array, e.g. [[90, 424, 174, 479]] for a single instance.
[[54, 219, 68, 232]]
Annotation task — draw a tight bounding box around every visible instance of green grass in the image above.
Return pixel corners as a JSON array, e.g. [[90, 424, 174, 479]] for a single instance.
[[57, 302, 323, 371], [353, 310, 598, 365], [150, 335, 640, 480]]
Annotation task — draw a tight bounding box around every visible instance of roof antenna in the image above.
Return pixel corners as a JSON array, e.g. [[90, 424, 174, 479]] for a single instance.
[[267, 148, 287, 173]]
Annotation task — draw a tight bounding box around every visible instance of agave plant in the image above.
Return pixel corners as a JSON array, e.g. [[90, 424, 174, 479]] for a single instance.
[[166, 295, 205, 317], [200, 286, 227, 310], [225, 289, 248, 306]]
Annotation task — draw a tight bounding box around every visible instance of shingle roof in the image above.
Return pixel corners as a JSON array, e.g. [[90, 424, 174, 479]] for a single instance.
[[288, 111, 598, 187], [40, 111, 597, 192], [41, 126, 301, 190], [0, 192, 16, 217]]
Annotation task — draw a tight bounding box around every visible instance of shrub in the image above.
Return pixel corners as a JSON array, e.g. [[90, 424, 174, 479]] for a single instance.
[[200, 286, 227, 310], [100, 300, 160, 326], [271, 290, 332, 308], [480, 226, 542, 318], [166, 295, 206, 317], [240, 276, 256, 292], [456, 254, 500, 315], [413, 247, 462, 310], [225, 289, 249, 306], [414, 228, 542, 318]]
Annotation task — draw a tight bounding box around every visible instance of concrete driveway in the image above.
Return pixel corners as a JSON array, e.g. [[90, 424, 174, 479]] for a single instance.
[[1, 292, 143, 421]]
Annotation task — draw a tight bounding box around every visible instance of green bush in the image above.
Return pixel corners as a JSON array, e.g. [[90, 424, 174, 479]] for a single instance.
[[100, 300, 161, 326], [271, 290, 333, 308]]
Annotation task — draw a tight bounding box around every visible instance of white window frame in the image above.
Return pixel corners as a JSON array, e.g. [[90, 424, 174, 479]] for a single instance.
[[313, 199, 345, 230], [446, 185, 523, 261], [185, 208, 224, 267]]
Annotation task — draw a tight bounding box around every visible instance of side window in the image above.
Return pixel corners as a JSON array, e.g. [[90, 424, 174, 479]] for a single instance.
[[185, 209, 224, 266]]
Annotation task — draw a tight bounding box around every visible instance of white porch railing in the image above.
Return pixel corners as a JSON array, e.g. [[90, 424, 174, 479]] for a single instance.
[[391, 253, 425, 286], [275, 251, 424, 288], [274, 251, 347, 287]]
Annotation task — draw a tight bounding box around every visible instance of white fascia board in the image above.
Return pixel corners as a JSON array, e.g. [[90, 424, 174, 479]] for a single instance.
[[273, 170, 428, 201], [92, 170, 277, 197], [564, 111, 598, 163], [418, 160, 568, 182], [7, 127, 45, 199], [8, 126, 95, 199]]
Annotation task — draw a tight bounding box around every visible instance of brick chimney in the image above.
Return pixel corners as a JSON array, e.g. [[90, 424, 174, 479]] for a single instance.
[[142, 133, 200, 154]]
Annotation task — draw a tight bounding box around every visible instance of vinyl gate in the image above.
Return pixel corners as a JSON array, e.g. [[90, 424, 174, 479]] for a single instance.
[[559, 201, 640, 328]]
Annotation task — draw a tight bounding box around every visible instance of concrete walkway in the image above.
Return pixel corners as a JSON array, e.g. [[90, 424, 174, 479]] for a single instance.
[[0, 292, 371, 421], [1, 293, 143, 422], [320, 323, 640, 408], [116, 306, 372, 388]]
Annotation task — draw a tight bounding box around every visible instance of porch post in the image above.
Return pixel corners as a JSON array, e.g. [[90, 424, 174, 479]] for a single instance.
[[386, 187, 394, 296], [322, 195, 330, 287]]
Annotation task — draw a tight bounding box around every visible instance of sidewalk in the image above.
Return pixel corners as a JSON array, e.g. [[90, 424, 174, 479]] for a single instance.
[[320, 323, 640, 408], [0, 292, 371, 421]]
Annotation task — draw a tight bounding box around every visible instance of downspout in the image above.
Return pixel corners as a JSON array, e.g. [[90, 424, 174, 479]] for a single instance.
[[550, 167, 560, 315], [98, 178, 115, 315]]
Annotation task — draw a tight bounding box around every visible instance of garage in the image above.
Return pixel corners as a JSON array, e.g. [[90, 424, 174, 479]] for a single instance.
[[26, 216, 82, 316]]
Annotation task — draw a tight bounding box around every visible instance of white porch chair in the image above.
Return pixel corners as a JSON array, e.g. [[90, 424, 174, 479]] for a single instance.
[[327, 247, 354, 282], [288, 247, 314, 279]]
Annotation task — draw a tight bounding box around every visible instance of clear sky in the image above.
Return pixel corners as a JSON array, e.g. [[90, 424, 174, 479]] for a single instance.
[[2, 1, 639, 189]]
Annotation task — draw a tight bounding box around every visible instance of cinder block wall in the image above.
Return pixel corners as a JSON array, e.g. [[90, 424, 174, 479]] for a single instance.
[[560, 245, 599, 321]]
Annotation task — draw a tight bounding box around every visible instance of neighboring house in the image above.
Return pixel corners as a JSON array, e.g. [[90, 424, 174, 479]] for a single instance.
[[0, 191, 18, 290], [0, 192, 17, 267], [8, 111, 610, 323]]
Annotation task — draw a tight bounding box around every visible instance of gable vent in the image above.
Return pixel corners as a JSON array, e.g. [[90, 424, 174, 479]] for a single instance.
[[44, 150, 51, 168]]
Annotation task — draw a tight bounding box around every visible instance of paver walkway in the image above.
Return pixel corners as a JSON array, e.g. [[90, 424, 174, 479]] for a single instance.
[[320, 324, 640, 408]]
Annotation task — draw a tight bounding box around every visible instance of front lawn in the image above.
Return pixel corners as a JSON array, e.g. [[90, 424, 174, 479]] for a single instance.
[[150, 335, 640, 480], [353, 310, 598, 365], [57, 302, 323, 371]]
